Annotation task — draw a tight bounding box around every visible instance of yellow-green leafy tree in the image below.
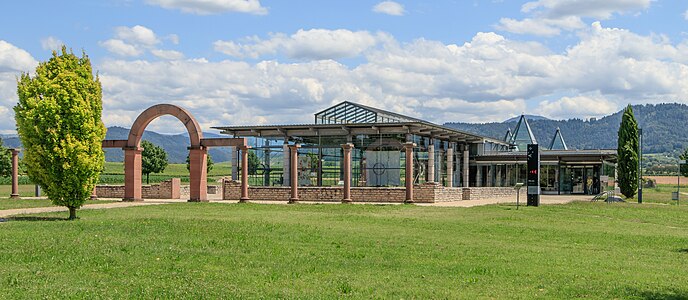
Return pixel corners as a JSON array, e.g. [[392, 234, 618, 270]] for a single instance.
[[15, 47, 105, 220]]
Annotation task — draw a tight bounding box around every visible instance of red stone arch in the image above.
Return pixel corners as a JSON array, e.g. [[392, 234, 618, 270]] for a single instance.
[[123, 104, 208, 202]]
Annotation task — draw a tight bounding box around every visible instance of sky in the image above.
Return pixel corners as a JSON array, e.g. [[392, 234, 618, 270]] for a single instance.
[[1, 0, 687, 134]]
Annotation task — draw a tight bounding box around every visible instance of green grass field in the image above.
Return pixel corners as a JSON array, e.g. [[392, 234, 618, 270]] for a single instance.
[[1, 202, 687, 298], [0, 199, 114, 210], [101, 161, 232, 184]]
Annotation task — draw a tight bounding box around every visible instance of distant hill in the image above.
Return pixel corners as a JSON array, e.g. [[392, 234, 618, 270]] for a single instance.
[[445, 103, 688, 155], [2, 126, 232, 163], [503, 114, 550, 123]]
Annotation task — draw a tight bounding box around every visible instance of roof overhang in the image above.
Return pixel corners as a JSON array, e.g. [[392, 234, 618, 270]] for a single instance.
[[212, 122, 509, 145]]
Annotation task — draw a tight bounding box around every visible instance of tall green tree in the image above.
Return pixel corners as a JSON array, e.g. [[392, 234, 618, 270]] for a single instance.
[[680, 148, 688, 178], [617, 104, 639, 198], [248, 151, 260, 175], [15, 47, 106, 220], [0, 139, 11, 178], [141, 140, 168, 184]]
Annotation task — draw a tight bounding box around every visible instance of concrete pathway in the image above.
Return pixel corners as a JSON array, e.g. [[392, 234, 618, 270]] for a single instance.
[[0, 201, 167, 218], [0, 195, 592, 219]]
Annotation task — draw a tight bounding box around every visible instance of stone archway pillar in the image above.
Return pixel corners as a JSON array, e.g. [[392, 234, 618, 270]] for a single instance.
[[188, 146, 208, 202], [123, 147, 143, 201], [10, 149, 20, 199], [403, 142, 416, 203], [446, 145, 454, 188], [239, 145, 250, 203], [288, 144, 300, 204], [341, 143, 354, 203]]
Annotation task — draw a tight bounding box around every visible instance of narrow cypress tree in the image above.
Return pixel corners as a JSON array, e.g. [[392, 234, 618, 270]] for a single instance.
[[617, 105, 639, 198]]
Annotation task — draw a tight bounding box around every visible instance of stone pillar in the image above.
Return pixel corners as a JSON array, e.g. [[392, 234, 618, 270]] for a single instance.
[[506, 165, 512, 186], [476, 166, 482, 187], [496, 165, 502, 187], [230, 146, 238, 180], [486, 165, 493, 187], [91, 186, 98, 200], [463, 146, 470, 187], [288, 144, 300, 203], [403, 142, 416, 203], [123, 147, 143, 201], [341, 143, 354, 203], [446, 146, 454, 188], [283, 141, 290, 186], [10, 149, 20, 199], [240, 145, 250, 203], [427, 140, 435, 183], [188, 146, 208, 202]]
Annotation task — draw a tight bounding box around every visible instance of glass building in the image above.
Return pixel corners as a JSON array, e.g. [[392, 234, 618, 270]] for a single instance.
[[214, 101, 616, 195]]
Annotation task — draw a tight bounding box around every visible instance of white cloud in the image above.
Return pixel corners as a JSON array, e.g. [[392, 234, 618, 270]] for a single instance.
[[214, 29, 381, 60], [100, 25, 184, 60], [497, 0, 653, 36], [146, 0, 267, 15], [684, 9, 688, 20], [40, 36, 63, 51], [114, 25, 159, 47], [99, 39, 143, 57], [538, 94, 618, 119], [522, 0, 652, 19], [373, 1, 406, 16], [495, 16, 585, 37], [151, 49, 184, 60], [0, 41, 38, 132]]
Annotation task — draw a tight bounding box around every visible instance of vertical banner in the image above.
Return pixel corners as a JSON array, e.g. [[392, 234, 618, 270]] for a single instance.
[[527, 144, 540, 206]]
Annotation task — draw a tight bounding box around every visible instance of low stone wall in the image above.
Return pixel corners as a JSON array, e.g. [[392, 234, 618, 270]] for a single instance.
[[223, 181, 467, 203], [96, 178, 180, 199], [461, 187, 525, 201]]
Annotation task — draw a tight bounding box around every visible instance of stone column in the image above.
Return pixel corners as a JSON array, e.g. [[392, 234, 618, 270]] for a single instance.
[[288, 144, 300, 203], [124, 147, 143, 201], [446, 146, 454, 188], [403, 142, 416, 203], [10, 149, 20, 199], [476, 165, 483, 187], [239, 145, 251, 203], [188, 146, 208, 202], [341, 143, 354, 203], [230, 146, 238, 180], [486, 165, 493, 187], [506, 165, 512, 186], [463, 146, 470, 187], [91, 186, 98, 200], [283, 141, 290, 186], [427, 140, 435, 183], [496, 165, 502, 187]]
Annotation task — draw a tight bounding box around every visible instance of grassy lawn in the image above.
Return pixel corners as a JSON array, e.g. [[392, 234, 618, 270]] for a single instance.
[[0, 198, 115, 210], [0, 185, 38, 198], [1, 202, 687, 298], [625, 184, 688, 205]]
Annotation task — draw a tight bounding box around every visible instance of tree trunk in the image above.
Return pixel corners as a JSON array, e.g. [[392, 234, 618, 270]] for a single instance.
[[68, 206, 77, 220]]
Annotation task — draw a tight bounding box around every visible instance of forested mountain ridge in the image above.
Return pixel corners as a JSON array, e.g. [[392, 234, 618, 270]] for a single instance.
[[445, 103, 688, 155]]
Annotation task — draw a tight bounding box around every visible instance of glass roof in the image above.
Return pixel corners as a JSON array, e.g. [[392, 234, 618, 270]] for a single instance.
[[314, 101, 422, 124], [549, 127, 568, 150], [508, 115, 537, 151]]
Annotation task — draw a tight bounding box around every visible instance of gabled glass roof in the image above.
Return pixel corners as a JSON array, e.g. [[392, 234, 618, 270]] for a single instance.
[[509, 115, 537, 151], [314, 101, 423, 124], [549, 127, 568, 150]]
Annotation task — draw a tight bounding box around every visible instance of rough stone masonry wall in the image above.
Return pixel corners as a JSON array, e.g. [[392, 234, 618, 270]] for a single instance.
[[461, 187, 526, 201], [223, 180, 468, 203], [223, 181, 525, 203], [96, 178, 180, 199]]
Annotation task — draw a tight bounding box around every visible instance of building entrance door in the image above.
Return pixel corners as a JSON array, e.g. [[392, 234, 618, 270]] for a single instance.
[[572, 167, 585, 194]]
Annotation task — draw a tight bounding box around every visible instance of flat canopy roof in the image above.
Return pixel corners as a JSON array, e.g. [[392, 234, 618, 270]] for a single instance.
[[213, 121, 510, 145], [476, 149, 617, 164]]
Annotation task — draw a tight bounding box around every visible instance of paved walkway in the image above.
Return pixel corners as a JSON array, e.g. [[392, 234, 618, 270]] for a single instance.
[[0, 201, 167, 218], [0, 195, 592, 219]]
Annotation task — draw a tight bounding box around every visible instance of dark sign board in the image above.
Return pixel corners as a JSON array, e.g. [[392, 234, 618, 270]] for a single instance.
[[527, 144, 540, 206]]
